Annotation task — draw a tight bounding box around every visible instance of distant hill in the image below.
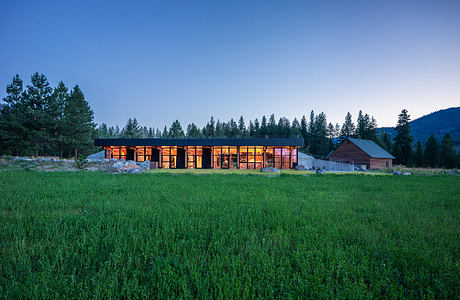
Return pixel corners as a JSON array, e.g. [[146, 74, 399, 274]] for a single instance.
[[379, 107, 460, 150]]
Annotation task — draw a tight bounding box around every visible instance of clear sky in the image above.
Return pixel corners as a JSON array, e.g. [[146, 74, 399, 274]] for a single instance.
[[1, 0, 459, 129]]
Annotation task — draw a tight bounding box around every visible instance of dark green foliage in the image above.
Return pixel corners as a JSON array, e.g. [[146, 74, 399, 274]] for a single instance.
[[414, 141, 424, 167], [392, 109, 413, 165], [439, 133, 456, 169], [424, 134, 439, 168], [122, 118, 141, 138], [379, 107, 460, 151], [0, 172, 459, 298], [1, 75, 95, 158], [62, 86, 96, 159], [168, 120, 185, 138], [74, 155, 89, 170], [186, 123, 202, 138], [340, 112, 355, 136], [237, 116, 247, 137]]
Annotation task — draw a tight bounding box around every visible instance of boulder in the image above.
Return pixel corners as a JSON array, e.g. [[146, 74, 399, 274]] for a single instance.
[[294, 165, 305, 171], [139, 160, 151, 170], [402, 172, 412, 176], [126, 168, 142, 174], [110, 158, 118, 163], [260, 167, 280, 173], [112, 161, 124, 170], [393, 171, 402, 175], [315, 169, 326, 175], [123, 161, 140, 171], [119, 158, 126, 162]]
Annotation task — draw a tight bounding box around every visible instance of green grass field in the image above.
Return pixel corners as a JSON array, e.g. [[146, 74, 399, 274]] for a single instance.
[[0, 171, 459, 298]]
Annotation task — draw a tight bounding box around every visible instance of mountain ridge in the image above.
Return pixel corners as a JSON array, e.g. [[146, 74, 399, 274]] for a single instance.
[[379, 107, 460, 148]]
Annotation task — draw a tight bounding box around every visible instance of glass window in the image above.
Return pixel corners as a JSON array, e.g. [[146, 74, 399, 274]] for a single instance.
[[162, 147, 170, 156], [196, 156, 202, 168], [292, 148, 297, 163], [162, 161, 170, 169]]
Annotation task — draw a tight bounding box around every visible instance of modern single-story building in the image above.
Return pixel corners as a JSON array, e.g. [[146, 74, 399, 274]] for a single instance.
[[328, 137, 394, 169], [94, 138, 303, 169]]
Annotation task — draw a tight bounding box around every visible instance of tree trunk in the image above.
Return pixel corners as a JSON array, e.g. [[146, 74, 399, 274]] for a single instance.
[[59, 142, 63, 159], [35, 144, 39, 158], [74, 147, 78, 160]]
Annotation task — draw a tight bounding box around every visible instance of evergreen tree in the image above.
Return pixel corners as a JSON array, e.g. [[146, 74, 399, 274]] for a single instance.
[[0, 74, 27, 155], [114, 125, 121, 137], [291, 118, 301, 137], [155, 128, 162, 137], [268, 114, 276, 137], [366, 116, 378, 140], [334, 123, 341, 138], [215, 120, 223, 137], [383, 132, 392, 152], [424, 134, 438, 168], [253, 118, 260, 137], [260, 116, 268, 137], [277, 117, 290, 138], [414, 141, 424, 167], [300, 115, 308, 139], [48, 81, 69, 157], [238, 116, 247, 137], [62, 85, 96, 159], [148, 127, 155, 138], [392, 109, 413, 165], [23, 73, 54, 156], [310, 112, 329, 156], [98, 123, 109, 138], [186, 123, 201, 138], [204, 116, 216, 137], [122, 118, 141, 138], [162, 126, 169, 138], [169, 120, 185, 138], [248, 120, 255, 137], [355, 110, 365, 138], [340, 112, 355, 136], [439, 133, 456, 168], [327, 122, 335, 139]]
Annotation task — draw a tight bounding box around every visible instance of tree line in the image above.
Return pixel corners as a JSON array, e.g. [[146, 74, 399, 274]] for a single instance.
[[1, 74, 458, 166], [98, 110, 381, 158], [0, 74, 96, 158], [389, 109, 458, 168]]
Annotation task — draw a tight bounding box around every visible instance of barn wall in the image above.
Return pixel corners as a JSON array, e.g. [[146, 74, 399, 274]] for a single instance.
[[370, 158, 392, 169], [328, 140, 371, 167]]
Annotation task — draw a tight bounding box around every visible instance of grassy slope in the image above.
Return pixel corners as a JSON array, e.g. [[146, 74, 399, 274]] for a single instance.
[[0, 171, 459, 298]]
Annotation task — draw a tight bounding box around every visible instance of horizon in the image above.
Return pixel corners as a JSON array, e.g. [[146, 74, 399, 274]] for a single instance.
[[1, 0, 459, 128]]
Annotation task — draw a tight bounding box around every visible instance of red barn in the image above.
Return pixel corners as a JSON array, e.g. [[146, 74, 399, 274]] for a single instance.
[[328, 137, 394, 169]]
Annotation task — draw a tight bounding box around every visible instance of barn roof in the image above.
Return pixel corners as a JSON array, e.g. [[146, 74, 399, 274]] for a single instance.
[[94, 137, 304, 147], [348, 138, 395, 159]]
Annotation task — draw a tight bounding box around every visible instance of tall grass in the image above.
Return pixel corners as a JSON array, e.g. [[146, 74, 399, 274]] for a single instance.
[[0, 171, 459, 298]]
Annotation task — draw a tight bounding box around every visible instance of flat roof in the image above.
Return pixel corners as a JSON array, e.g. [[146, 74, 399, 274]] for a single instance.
[[95, 138, 304, 147]]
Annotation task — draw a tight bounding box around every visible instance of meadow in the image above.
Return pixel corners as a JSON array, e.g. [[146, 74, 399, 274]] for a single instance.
[[0, 171, 459, 298]]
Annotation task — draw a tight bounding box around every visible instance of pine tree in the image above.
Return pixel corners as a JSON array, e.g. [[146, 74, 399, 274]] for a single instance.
[[340, 112, 355, 136], [277, 117, 290, 138], [424, 134, 438, 168], [260, 116, 268, 137], [439, 133, 456, 169], [355, 110, 365, 138], [0, 74, 27, 155], [392, 109, 413, 165], [268, 114, 276, 137], [62, 85, 96, 159], [310, 112, 329, 156], [169, 120, 185, 138], [248, 120, 255, 137], [291, 118, 301, 137], [162, 126, 169, 138], [23, 73, 54, 157], [253, 118, 260, 137], [49, 81, 69, 158], [215, 120, 223, 137], [186, 123, 201, 138], [414, 141, 424, 167], [238, 116, 247, 137], [204, 117, 215, 137]]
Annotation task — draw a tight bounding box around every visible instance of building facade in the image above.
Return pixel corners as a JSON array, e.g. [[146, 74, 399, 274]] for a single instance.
[[328, 137, 394, 169], [94, 138, 303, 169]]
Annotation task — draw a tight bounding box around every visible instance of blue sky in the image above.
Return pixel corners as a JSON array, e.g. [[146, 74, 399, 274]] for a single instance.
[[1, 0, 459, 129]]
